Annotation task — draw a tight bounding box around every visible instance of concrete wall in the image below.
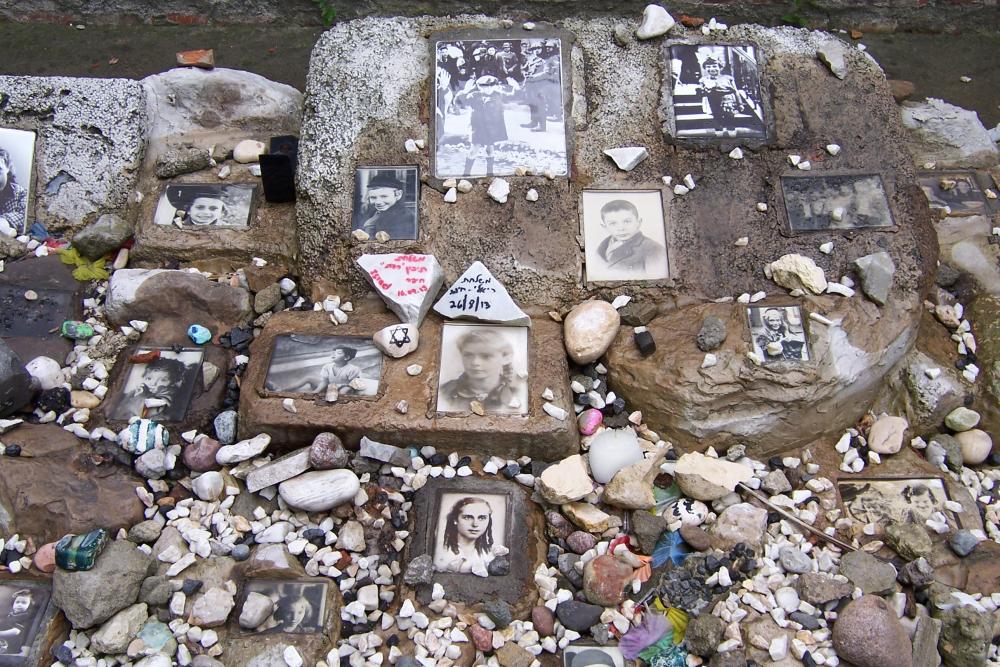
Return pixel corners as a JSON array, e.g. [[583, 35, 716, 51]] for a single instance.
[[2, 0, 998, 32]]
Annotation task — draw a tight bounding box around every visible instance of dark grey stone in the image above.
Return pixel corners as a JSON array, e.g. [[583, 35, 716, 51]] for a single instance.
[[404, 554, 434, 586], [139, 575, 172, 607], [556, 600, 603, 633], [214, 410, 238, 445], [790, 610, 821, 630], [53, 540, 155, 628], [686, 614, 726, 656], [936, 264, 961, 288], [929, 433, 964, 472], [839, 550, 897, 595], [631, 509, 668, 555], [696, 316, 727, 351], [155, 144, 212, 179], [853, 251, 895, 306], [231, 544, 251, 561], [948, 530, 981, 557], [71, 213, 132, 260], [0, 338, 31, 417], [557, 553, 583, 589], [483, 599, 512, 629], [898, 557, 935, 588]]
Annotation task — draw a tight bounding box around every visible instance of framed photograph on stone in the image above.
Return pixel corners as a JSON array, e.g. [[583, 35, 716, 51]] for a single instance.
[[433, 491, 510, 576], [153, 183, 258, 230], [237, 579, 329, 635], [667, 44, 766, 140], [352, 166, 420, 240], [264, 334, 383, 401], [781, 173, 894, 232], [918, 171, 990, 216], [107, 347, 205, 422], [562, 645, 626, 667], [838, 478, 960, 532], [747, 305, 810, 363], [436, 323, 529, 415], [0, 580, 51, 666], [0, 128, 36, 236], [432, 32, 569, 178], [581, 190, 669, 282]]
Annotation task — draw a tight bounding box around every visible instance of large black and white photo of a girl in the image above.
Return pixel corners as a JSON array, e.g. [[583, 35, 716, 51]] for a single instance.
[[433, 493, 509, 577], [0, 129, 35, 237]]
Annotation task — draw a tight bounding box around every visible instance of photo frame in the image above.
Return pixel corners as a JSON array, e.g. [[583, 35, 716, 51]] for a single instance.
[[747, 305, 810, 363], [0, 580, 52, 666], [153, 183, 258, 230], [235, 579, 329, 635], [581, 190, 669, 283], [352, 166, 420, 240], [431, 30, 571, 179], [780, 173, 894, 232], [0, 128, 36, 236], [666, 43, 768, 141], [436, 323, 529, 415], [263, 334, 383, 401], [838, 478, 960, 533], [918, 171, 991, 216], [563, 645, 627, 667], [107, 347, 205, 422]]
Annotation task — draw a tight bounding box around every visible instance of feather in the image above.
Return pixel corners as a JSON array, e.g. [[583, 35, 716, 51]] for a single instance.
[[651, 530, 690, 568], [620, 612, 671, 660]]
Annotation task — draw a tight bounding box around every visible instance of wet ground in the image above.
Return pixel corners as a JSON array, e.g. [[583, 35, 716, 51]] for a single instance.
[[0, 22, 997, 129]]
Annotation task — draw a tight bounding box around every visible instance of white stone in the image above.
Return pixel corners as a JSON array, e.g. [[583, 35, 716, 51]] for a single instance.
[[443, 187, 457, 203], [538, 455, 593, 504], [373, 322, 420, 358], [238, 592, 274, 629], [603, 146, 649, 171], [729, 147, 744, 160], [868, 415, 908, 454], [674, 452, 753, 501], [192, 471, 224, 501], [189, 587, 235, 628], [488, 178, 511, 203], [526, 189, 539, 202], [216, 433, 271, 465], [955, 429, 992, 465], [284, 645, 303, 667], [635, 4, 675, 39], [826, 282, 855, 297], [233, 139, 267, 163], [768, 254, 828, 294], [279, 469, 361, 512], [702, 353, 718, 368], [563, 300, 620, 364], [356, 253, 445, 326], [819, 242, 834, 254], [25, 356, 66, 390], [543, 403, 568, 421], [92, 603, 148, 654], [826, 144, 841, 156], [587, 427, 644, 484], [432, 261, 530, 326]]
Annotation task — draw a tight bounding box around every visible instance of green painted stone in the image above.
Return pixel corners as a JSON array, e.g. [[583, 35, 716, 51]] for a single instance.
[[55, 528, 109, 571], [61, 320, 95, 340]]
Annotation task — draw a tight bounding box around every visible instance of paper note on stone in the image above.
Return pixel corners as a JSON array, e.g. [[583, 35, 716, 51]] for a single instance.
[[357, 253, 444, 326], [432, 261, 531, 327]]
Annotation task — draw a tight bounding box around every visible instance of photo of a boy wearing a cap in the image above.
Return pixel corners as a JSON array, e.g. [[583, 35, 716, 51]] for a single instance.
[[352, 166, 419, 240], [153, 183, 257, 230]]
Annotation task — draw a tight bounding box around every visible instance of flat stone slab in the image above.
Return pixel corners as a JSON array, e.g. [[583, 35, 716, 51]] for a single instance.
[[238, 309, 578, 459], [246, 447, 312, 493], [0, 75, 146, 234], [0, 255, 82, 361]]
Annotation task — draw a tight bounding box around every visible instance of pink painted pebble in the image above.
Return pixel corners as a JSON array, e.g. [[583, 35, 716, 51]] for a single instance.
[[183, 435, 222, 472], [34, 542, 57, 573], [567, 530, 598, 554], [470, 624, 493, 652], [577, 408, 604, 436], [532, 605, 556, 636]]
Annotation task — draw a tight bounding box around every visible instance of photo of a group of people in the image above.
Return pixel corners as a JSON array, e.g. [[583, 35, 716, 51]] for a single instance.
[[433, 37, 567, 178], [782, 174, 894, 232], [839, 478, 959, 533], [0, 128, 35, 237]]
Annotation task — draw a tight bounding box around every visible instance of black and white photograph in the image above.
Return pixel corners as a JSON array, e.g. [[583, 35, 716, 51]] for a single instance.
[[436, 323, 529, 415], [264, 334, 382, 401], [782, 173, 894, 232], [433, 492, 509, 576], [839, 478, 959, 531], [0, 128, 36, 236], [668, 44, 766, 139], [153, 183, 257, 230], [918, 171, 990, 216], [239, 580, 328, 634], [562, 645, 626, 667], [433, 37, 567, 178], [352, 166, 419, 240], [748, 305, 810, 363], [108, 348, 204, 422], [0, 581, 50, 665], [582, 190, 669, 282]]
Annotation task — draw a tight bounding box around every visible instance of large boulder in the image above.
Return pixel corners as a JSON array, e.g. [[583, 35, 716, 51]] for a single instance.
[[52, 540, 155, 629], [104, 269, 251, 331], [71, 213, 132, 260], [900, 98, 1000, 168], [832, 595, 912, 667], [933, 603, 992, 667]]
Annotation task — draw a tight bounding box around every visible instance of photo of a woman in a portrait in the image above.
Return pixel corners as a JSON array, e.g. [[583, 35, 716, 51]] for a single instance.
[[433, 495, 506, 576]]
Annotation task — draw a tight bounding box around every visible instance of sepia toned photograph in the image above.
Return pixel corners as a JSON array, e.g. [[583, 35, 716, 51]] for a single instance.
[[433, 492, 509, 576], [582, 190, 669, 282], [239, 580, 328, 634], [352, 166, 419, 240], [264, 334, 382, 401], [108, 348, 204, 422], [748, 305, 809, 363], [918, 171, 989, 216], [839, 478, 960, 532], [0, 581, 50, 665], [782, 173, 894, 232], [153, 183, 257, 230], [0, 128, 36, 236], [433, 36, 567, 178], [436, 323, 529, 415], [562, 645, 626, 667], [668, 44, 766, 139]]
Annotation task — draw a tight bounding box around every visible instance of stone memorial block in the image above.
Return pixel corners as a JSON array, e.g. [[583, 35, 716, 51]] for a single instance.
[[580, 190, 670, 283], [780, 172, 895, 232], [0, 128, 36, 236], [410, 477, 543, 606], [352, 166, 419, 241], [747, 304, 810, 364], [838, 477, 960, 535], [431, 29, 574, 179], [918, 171, 995, 217], [663, 42, 770, 143], [0, 580, 60, 667], [0, 255, 83, 362], [432, 261, 530, 326], [356, 253, 445, 326], [239, 310, 578, 460]]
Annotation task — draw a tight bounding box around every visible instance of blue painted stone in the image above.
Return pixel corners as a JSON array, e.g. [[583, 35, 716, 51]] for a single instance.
[[118, 419, 169, 455], [55, 528, 108, 571], [187, 324, 212, 345]]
